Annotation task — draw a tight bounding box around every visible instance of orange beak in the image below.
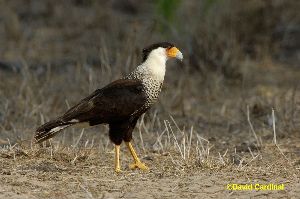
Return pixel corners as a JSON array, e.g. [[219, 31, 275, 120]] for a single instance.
[[167, 47, 183, 61]]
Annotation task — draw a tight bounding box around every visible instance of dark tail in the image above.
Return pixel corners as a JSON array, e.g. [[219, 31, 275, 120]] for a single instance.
[[35, 119, 73, 143]]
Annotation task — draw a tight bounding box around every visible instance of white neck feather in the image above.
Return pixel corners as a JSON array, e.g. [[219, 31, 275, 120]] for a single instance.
[[136, 47, 167, 82]]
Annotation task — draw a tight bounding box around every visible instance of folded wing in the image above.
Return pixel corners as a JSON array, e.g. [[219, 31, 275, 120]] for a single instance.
[[35, 79, 147, 142]]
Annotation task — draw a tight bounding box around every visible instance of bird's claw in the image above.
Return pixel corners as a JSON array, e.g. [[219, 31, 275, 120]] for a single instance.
[[115, 167, 122, 173], [129, 161, 149, 171]]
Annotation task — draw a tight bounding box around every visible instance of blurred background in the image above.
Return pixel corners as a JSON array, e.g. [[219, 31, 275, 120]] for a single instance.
[[0, 0, 299, 148]]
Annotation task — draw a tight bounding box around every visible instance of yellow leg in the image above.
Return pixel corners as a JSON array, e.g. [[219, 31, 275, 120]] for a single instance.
[[125, 142, 149, 171], [115, 145, 121, 173]]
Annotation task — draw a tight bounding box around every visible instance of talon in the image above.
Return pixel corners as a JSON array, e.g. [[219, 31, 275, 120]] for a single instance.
[[125, 142, 149, 171], [115, 168, 122, 173], [129, 161, 149, 171]]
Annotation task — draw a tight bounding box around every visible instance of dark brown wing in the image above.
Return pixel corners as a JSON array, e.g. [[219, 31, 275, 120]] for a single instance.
[[59, 79, 147, 125]]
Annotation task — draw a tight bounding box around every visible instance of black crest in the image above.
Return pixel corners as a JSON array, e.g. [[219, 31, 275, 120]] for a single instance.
[[142, 42, 174, 62]]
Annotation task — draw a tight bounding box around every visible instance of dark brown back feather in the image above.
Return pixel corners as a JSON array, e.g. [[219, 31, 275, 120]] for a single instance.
[[35, 78, 147, 142], [61, 79, 147, 124]]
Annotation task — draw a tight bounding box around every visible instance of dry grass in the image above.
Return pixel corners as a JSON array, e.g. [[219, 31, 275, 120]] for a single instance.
[[0, 0, 300, 198]]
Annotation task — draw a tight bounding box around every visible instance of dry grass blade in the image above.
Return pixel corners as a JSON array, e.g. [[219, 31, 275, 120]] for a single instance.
[[247, 105, 261, 147], [0, 1, 299, 198]]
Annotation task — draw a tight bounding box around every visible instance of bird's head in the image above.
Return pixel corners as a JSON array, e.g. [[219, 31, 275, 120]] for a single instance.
[[142, 42, 183, 63]]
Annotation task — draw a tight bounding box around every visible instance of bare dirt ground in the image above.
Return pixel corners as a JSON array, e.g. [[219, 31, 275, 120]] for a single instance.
[[0, 141, 299, 199], [0, 1, 300, 198]]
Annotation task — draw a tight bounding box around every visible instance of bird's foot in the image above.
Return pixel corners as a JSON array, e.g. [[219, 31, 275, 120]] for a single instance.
[[115, 167, 122, 173], [129, 161, 149, 171]]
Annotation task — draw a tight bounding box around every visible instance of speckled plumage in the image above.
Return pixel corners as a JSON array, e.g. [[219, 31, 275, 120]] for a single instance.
[[124, 68, 163, 116]]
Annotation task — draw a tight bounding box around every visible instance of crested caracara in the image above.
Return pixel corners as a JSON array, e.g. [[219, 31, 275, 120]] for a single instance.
[[35, 42, 183, 172]]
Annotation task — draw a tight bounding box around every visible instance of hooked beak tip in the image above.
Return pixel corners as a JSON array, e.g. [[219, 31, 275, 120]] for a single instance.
[[176, 51, 183, 61]]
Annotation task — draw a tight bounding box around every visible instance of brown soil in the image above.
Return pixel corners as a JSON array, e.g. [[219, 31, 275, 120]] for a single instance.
[[0, 141, 299, 198], [0, 1, 299, 198]]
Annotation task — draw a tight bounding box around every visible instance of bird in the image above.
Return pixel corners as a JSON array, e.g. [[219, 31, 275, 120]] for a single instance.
[[34, 42, 183, 172]]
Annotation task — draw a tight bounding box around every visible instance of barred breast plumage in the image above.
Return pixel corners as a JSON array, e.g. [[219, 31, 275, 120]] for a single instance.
[[124, 69, 163, 115]]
